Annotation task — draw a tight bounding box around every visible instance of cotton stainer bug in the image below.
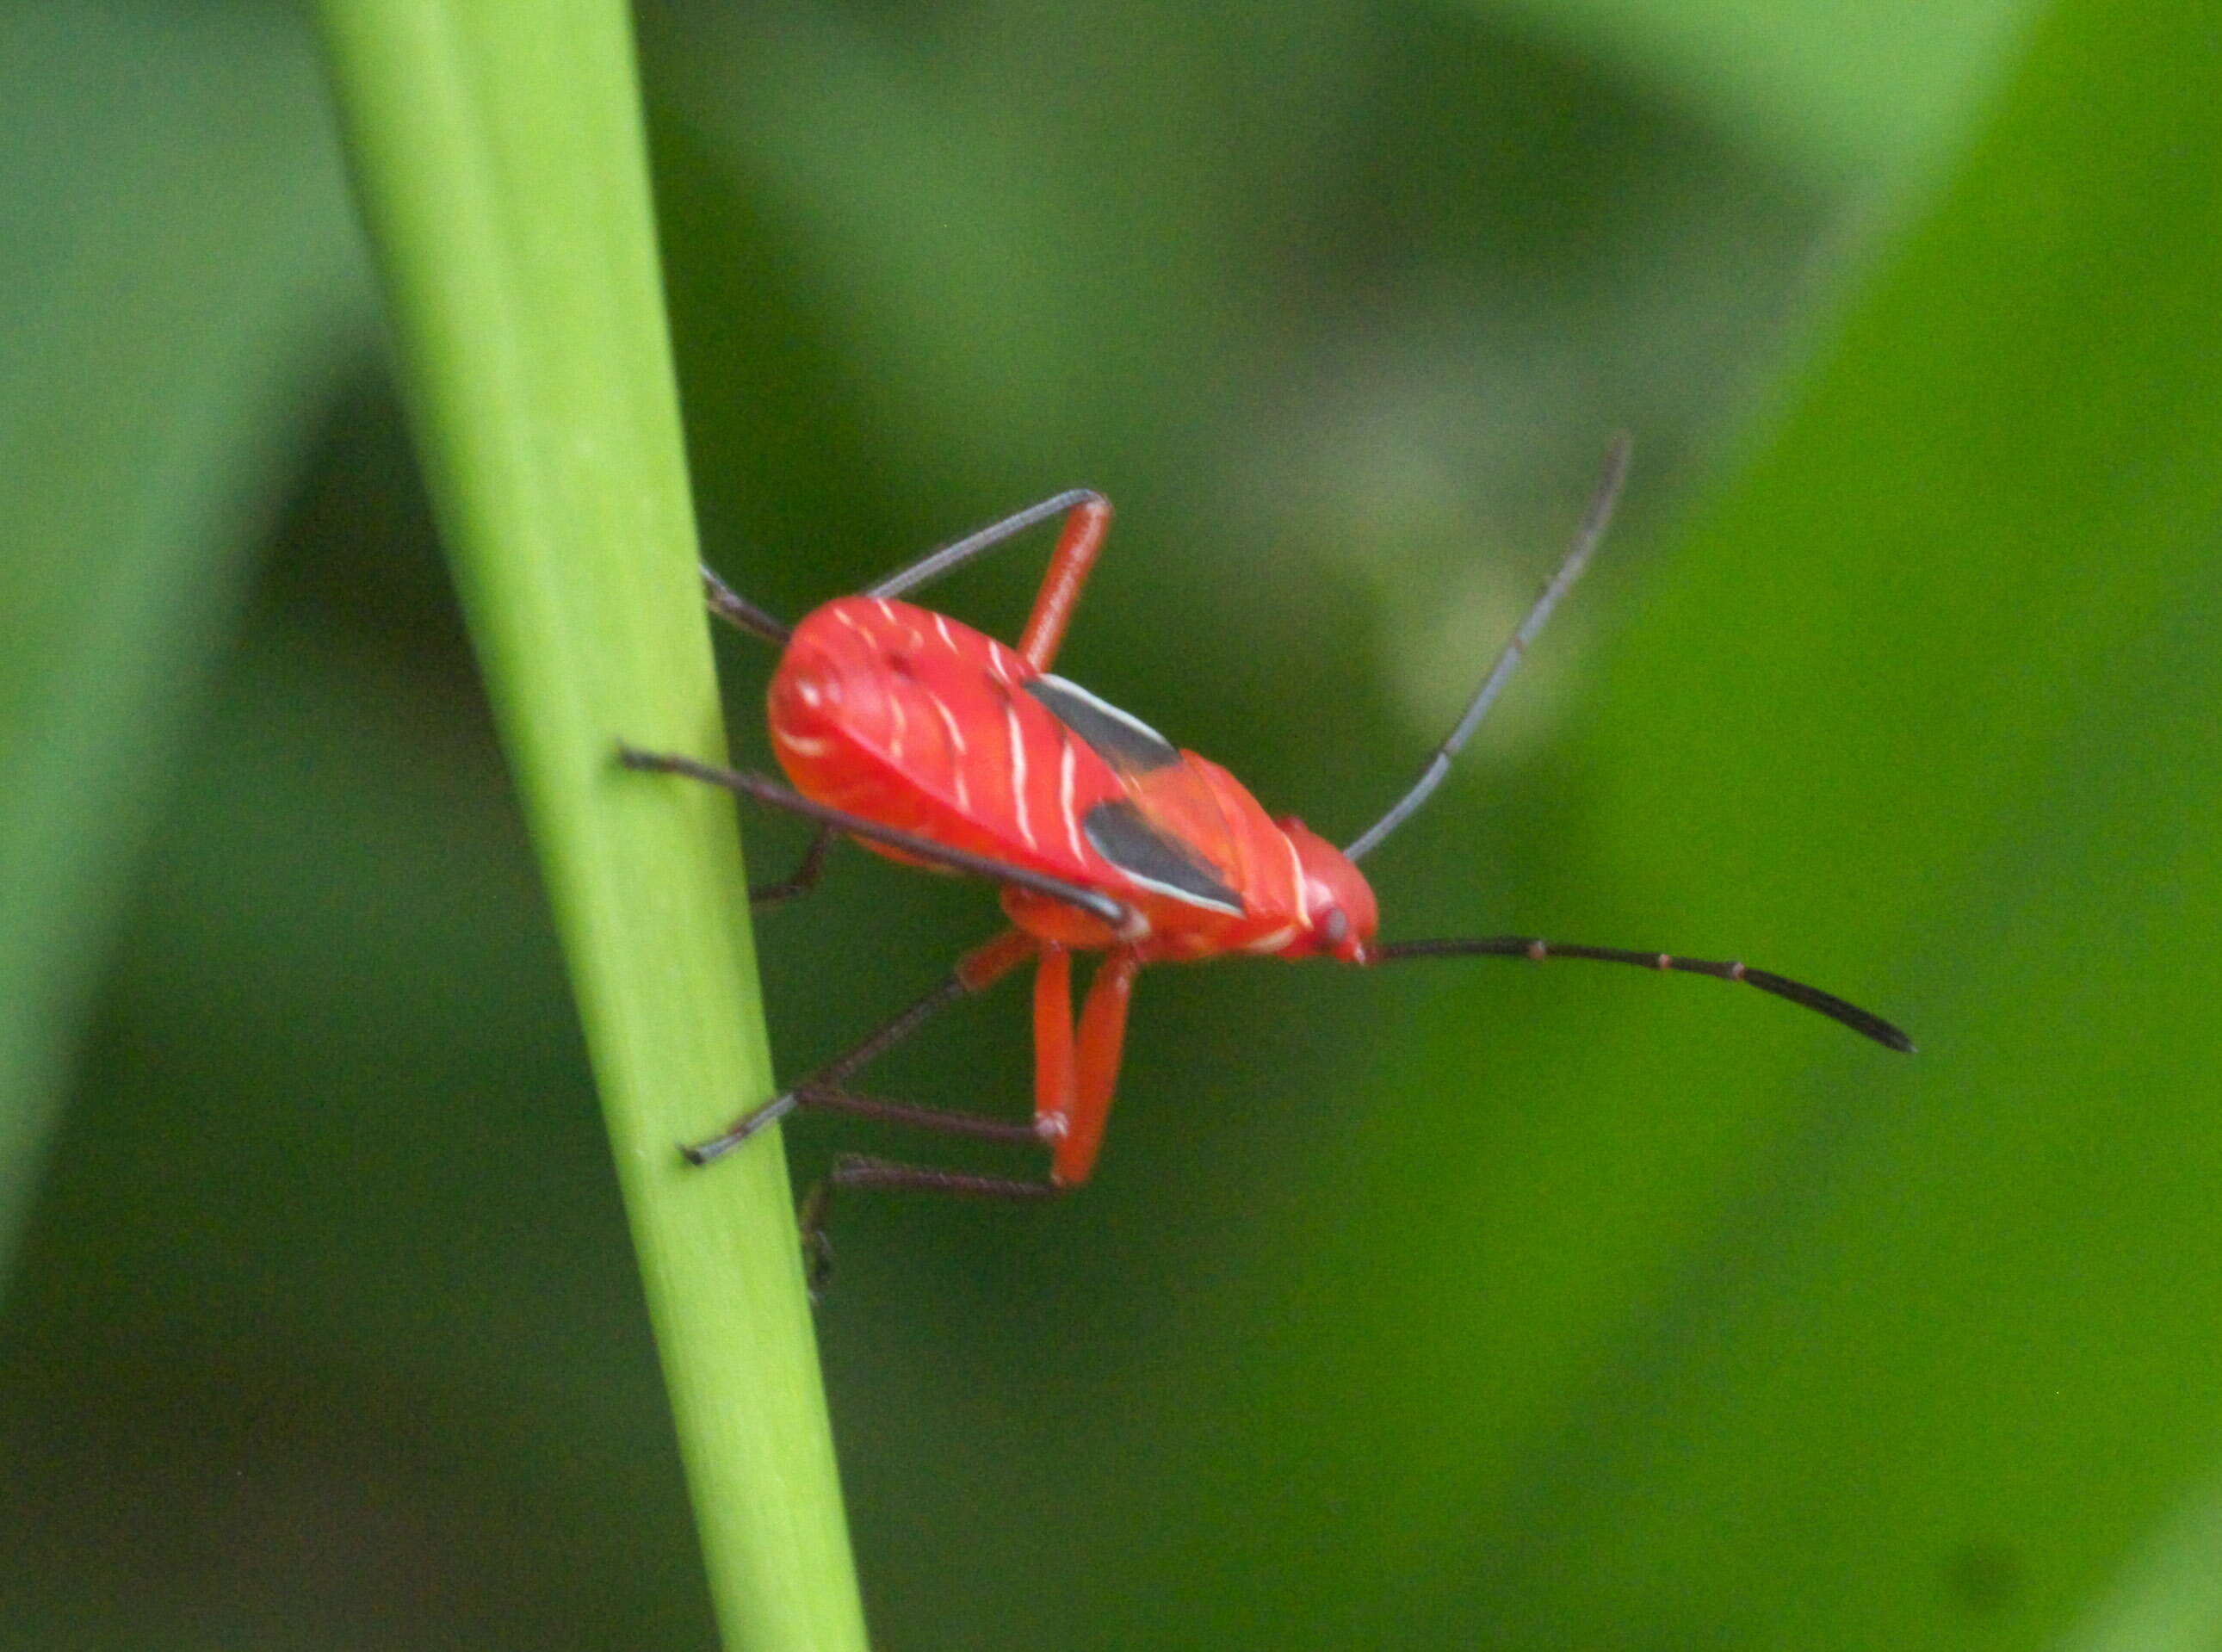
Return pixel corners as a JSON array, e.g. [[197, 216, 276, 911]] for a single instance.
[[618, 436, 1912, 1276]]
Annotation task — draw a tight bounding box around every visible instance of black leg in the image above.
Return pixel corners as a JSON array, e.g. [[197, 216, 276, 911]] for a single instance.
[[688, 1080, 1049, 1166], [701, 565, 793, 646], [749, 826, 835, 908], [691, 571, 828, 907], [616, 746, 1141, 937], [792, 1086, 1043, 1145], [801, 1154, 1064, 1296], [867, 490, 1105, 600], [701, 495, 1105, 634], [684, 950, 1035, 1163]]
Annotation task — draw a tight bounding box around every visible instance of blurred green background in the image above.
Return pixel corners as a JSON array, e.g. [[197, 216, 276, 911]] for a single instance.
[[7, 0, 2222, 1648]]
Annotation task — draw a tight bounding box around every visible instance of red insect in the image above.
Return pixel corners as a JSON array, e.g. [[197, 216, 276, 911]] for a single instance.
[[621, 439, 1910, 1271]]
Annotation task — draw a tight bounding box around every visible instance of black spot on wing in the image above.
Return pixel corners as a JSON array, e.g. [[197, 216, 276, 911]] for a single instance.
[[1024, 674, 1180, 774], [1082, 800, 1245, 915]]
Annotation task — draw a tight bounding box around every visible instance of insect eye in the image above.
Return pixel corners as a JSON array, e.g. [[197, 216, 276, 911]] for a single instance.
[[1321, 908, 1350, 947]]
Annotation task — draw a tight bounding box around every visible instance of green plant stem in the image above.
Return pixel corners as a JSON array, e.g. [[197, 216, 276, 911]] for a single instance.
[[315, 4, 867, 1648]]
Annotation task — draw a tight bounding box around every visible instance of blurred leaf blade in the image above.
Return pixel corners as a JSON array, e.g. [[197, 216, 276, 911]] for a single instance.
[[0, 6, 365, 1270], [1470, 0, 2039, 188], [2064, 1466, 2222, 1652], [314, 2, 868, 1646], [1323, 0, 2222, 1641]]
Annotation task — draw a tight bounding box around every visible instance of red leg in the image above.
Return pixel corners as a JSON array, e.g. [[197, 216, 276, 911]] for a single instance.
[[843, 483, 1112, 673], [957, 925, 1041, 992], [868, 489, 1106, 607], [1052, 950, 1142, 1187], [789, 936, 1072, 1297], [780, 939, 1134, 1294], [1017, 495, 1114, 671], [1032, 944, 1077, 1148]]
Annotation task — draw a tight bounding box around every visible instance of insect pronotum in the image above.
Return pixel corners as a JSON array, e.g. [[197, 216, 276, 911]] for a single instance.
[[620, 437, 1911, 1282]]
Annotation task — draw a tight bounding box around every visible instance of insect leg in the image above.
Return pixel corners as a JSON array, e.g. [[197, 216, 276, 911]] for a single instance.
[[1021, 946, 1141, 1186], [1031, 944, 1078, 1151], [788, 936, 1063, 1296], [799, 1155, 1062, 1296], [1055, 950, 1142, 1187], [778, 938, 1128, 1291], [616, 745, 1144, 937], [811, 1157, 1063, 1206], [783, 1087, 1043, 1144], [683, 928, 1041, 1164], [867, 489, 1108, 605], [748, 825, 835, 908], [700, 564, 793, 646], [1013, 494, 1113, 671]]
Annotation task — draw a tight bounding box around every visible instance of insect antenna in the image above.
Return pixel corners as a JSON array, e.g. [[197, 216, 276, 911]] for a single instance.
[[1368, 935, 1914, 1052], [1343, 434, 1632, 863]]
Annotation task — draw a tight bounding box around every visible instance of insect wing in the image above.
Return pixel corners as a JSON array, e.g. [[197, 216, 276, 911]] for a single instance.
[[1081, 798, 1244, 914], [1023, 674, 1180, 776], [1024, 671, 1251, 916]]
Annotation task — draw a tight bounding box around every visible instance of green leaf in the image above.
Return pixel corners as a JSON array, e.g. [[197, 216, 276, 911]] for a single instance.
[[0, 7, 365, 1270], [1321, 0, 2222, 1641], [1467, 0, 2037, 186]]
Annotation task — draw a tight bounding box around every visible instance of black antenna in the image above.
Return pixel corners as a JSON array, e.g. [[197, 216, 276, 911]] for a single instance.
[[1344, 435, 1632, 863], [1368, 935, 1914, 1052]]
